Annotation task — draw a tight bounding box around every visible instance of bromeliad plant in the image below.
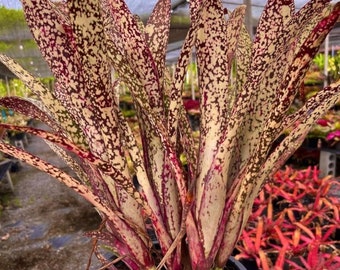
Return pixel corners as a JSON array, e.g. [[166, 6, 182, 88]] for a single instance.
[[0, 0, 340, 269], [235, 166, 340, 270]]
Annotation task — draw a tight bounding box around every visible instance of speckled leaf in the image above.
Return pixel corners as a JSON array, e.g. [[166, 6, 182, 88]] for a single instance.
[[133, 95, 190, 264], [268, 1, 333, 117], [167, 18, 198, 135], [65, 0, 123, 163], [232, 0, 295, 176], [178, 106, 197, 182], [234, 24, 252, 95], [21, 0, 93, 131], [163, 26, 199, 194], [102, 0, 164, 113], [217, 80, 340, 267], [145, 0, 171, 82], [292, 0, 332, 50], [24, 1, 150, 259], [117, 111, 174, 247], [103, 3, 188, 263], [0, 97, 60, 132], [224, 23, 252, 186], [189, 0, 203, 23], [101, 4, 176, 248], [45, 141, 90, 185], [0, 54, 87, 148], [193, 2, 246, 261], [216, 1, 340, 267], [63, 4, 143, 238], [0, 123, 148, 215], [273, 2, 340, 122], [21, 0, 74, 83], [269, 81, 340, 175], [233, 1, 333, 179], [22, 0, 116, 164], [134, 96, 187, 262], [0, 139, 153, 269]]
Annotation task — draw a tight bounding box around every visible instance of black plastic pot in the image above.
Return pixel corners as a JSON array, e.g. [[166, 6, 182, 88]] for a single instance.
[[224, 257, 248, 270]]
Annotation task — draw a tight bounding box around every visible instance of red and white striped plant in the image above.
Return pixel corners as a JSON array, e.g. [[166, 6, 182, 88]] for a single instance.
[[1, 0, 340, 269]]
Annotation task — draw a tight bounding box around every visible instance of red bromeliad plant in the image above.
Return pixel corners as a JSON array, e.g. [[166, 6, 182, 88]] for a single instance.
[[1, 0, 340, 269], [236, 166, 340, 270]]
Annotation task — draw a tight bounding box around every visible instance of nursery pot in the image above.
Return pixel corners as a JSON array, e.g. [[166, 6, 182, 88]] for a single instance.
[[224, 256, 248, 270]]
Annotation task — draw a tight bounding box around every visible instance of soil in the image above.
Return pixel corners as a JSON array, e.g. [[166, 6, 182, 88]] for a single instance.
[[0, 122, 103, 270]]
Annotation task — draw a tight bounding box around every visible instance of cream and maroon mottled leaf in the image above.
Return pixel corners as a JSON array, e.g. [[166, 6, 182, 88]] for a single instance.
[[217, 80, 340, 267], [0, 140, 154, 269], [216, 1, 340, 267], [54, 1, 149, 252], [272, 2, 340, 123], [117, 111, 174, 250], [230, 2, 334, 188], [292, 0, 332, 50], [66, 0, 119, 161], [101, 4, 175, 245], [193, 2, 245, 260], [188, 0, 203, 23], [226, 24, 252, 184], [22, 0, 111, 163], [0, 123, 148, 213], [267, 81, 340, 177], [0, 97, 59, 132], [234, 24, 252, 94], [178, 106, 197, 182], [21, 0, 75, 83], [166, 25, 197, 147], [102, 0, 164, 113], [232, 0, 294, 176], [21, 0, 91, 127], [145, 0, 171, 82], [45, 141, 90, 185], [0, 54, 87, 148]]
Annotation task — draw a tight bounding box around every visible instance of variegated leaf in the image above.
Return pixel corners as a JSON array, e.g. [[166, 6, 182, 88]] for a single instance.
[[0, 123, 150, 214], [0, 123, 153, 267], [65, 0, 124, 164], [0, 54, 87, 148], [101, 5, 178, 251], [216, 1, 340, 267], [167, 24, 197, 144], [0, 140, 144, 241], [117, 111, 174, 247], [0, 97, 60, 132], [232, 0, 295, 176], [102, 0, 164, 113], [233, 2, 333, 178], [21, 0, 74, 83], [145, 0, 171, 82], [234, 24, 252, 95], [218, 80, 340, 267], [45, 141, 90, 185], [193, 2, 246, 261]]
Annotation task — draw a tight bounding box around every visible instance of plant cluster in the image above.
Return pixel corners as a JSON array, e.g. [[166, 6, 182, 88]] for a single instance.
[[236, 166, 340, 270], [0, 0, 340, 269], [307, 110, 340, 146], [314, 51, 340, 84]]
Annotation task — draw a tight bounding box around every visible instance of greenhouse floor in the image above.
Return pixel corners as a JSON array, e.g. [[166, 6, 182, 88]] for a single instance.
[[0, 122, 102, 270]]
